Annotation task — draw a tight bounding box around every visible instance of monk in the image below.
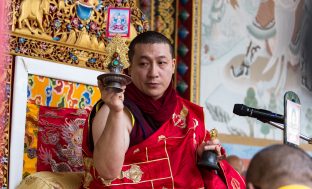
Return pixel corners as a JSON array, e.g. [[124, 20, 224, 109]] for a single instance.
[[81, 31, 245, 188]]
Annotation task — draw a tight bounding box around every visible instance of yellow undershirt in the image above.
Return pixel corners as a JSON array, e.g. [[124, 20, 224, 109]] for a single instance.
[[124, 107, 135, 127], [278, 185, 311, 189], [94, 100, 135, 127]]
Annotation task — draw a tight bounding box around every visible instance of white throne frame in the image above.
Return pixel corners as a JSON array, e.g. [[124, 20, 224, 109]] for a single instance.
[[10, 56, 103, 188]]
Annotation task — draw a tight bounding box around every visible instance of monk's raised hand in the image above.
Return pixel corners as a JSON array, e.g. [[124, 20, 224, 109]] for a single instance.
[[98, 80, 126, 112]]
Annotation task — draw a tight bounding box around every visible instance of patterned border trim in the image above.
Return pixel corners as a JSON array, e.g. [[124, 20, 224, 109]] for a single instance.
[[150, 0, 155, 31], [136, 0, 155, 30], [0, 0, 12, 186], [191, 0, 201, 104], [137, 0, 175, 43], [9, 33, 107, 71], [155, 0, 175, 43], [0, 54, 13, 188]]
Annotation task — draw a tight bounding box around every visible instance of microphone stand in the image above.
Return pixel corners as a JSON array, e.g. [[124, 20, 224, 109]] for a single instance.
[[267, 121, 312, 144]]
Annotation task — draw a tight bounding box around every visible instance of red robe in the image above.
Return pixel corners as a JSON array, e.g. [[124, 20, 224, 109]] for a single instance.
[[82, 97, 245, 189]]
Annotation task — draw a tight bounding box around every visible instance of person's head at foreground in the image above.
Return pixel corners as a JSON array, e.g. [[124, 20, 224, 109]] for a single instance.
[[127, 31, 176, 100], [246, 144, 312, 189], [226, 155, 245, 176]]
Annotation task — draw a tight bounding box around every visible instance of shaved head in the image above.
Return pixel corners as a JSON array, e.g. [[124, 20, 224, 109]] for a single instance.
[[246, 144, 312, 189], [226, 155, 244, 175]]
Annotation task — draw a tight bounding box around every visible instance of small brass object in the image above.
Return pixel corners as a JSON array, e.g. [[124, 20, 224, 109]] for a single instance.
[[198, 128, 220, 170], [97, 35, 131, 93]]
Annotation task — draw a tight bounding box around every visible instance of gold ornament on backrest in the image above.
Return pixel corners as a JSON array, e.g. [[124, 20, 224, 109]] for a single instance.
[[97, 35, 131, 92], [104, 35, 129, 72]]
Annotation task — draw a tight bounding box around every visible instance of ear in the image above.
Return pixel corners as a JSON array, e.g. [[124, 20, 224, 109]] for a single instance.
[[172, 58, 176, 74]]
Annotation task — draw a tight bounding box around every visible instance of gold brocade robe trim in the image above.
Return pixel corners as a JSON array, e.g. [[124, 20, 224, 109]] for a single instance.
[[99, 165, 143, 186]]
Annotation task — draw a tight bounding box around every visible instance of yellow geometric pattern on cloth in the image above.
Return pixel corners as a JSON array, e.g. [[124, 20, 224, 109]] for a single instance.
[[278, 185, 311, 189], [23, 103, 40, 177]]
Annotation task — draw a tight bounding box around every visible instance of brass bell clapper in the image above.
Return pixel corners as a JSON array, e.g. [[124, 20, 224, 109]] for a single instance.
[[97, 35, 131, 93], [198, 128, 220, 170]]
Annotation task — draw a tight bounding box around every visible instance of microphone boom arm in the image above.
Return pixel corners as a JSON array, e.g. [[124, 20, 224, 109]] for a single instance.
[[233, 104, 312, 144], [267, 121, 312, 144]]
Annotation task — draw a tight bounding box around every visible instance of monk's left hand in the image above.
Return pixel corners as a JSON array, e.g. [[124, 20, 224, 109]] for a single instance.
[[197, 139, 225, 160]]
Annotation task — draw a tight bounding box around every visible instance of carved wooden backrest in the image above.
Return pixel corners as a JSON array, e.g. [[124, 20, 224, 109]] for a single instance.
[[10, 56, 103, 188], [10, 0, 148, 71], [8, 1, 149, 188]]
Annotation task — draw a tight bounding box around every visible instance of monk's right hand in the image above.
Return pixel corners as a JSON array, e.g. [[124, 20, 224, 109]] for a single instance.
[[98, 80, 125, 113]]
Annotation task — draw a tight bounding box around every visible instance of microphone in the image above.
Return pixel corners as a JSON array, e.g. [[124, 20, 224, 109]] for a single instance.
[[233, 104, 284, 124]]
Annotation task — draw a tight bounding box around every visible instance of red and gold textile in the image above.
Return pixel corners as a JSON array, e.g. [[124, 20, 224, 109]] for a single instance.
[[23, 75, 100, 177], [36, 105, 90, 172], [125, 82, 177, 125], [24, 104, 90, 177], [82, 97, 246, 189]]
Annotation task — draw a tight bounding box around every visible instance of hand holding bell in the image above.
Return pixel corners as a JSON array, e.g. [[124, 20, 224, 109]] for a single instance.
[[198, 128, 220, 170]]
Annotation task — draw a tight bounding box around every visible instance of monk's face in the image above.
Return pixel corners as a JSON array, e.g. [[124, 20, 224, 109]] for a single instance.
[[129, 43, 175, 100]]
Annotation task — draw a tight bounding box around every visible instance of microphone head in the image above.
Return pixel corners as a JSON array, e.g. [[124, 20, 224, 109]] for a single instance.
[[233, 104, 284, 124], [233, 104, 249, 116]]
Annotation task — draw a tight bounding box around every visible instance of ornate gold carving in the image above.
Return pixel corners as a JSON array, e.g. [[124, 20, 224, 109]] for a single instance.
[[10, 0, 149, 71], [156, 0, 175, 43], [0, 124, 9, 188], [17, 0, 50, 33], [104, 35, 129, 69], [0, 54, 13, 188], [10, 34, 107, 70], [122, 164, 143, 183], [13, 0, 147, 47]]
